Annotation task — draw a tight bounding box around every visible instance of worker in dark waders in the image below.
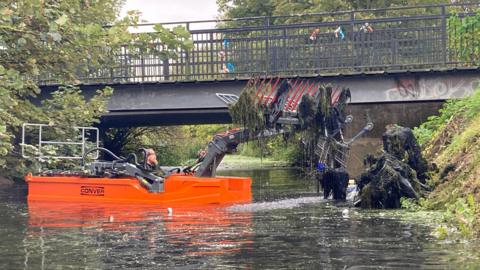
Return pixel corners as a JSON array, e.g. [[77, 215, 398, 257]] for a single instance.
[[317, 162, 349, 200]]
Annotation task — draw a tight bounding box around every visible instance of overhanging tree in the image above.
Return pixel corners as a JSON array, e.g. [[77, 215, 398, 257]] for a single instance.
[[0, 0, 192, 179], [217, 0, 451, 22]]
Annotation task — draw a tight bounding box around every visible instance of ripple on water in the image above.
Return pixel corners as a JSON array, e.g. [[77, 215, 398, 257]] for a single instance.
[[1, 170, 480, 269], [227, 196, 325, 212]]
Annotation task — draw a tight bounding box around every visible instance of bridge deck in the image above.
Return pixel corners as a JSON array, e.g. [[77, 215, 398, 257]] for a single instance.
[[40, 3, 480, 85]]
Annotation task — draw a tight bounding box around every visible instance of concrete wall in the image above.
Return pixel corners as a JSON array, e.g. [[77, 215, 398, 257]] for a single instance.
[[344, 101, 444, 176], [39, 70, 479, 126], [103, 71, 479, 112]]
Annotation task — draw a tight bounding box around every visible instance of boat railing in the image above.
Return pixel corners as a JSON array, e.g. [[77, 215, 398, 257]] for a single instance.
[[21, 123, 99, 160]]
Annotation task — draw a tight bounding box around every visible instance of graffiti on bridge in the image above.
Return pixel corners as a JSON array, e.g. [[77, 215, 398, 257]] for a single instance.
[[387, 75, 479, 101]]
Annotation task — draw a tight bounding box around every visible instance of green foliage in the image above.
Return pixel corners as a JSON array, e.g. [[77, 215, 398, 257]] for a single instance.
[[221, 154, 289, 169], [413, 87, 480, 238], [413, 88, 480, 145], [1, 86, 112, 179], [182, 124, 231, 143], [217, 0, 274, 19], [237, 141, 267, 157], [217, 0, 450, 23], [111, 123, 301, 168], [412, 102, 456, 146], [103, 125, 232, 167], [400, 197, 422, 211], [267, 135, 303, 164], [448, 11, 480, 64], [442, 195, 478, 237], [229, 85, 265, 136], [42, 86, 113, 126], [105, 123, 300, 168], [0, 1, 192, 82], [236, 134, 303, 166], [0, 0, 193, 180]]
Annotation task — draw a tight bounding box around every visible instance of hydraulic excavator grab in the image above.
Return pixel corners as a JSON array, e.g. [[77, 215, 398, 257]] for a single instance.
[[190, 78, 373, 179], [22, 77, 372, 205]]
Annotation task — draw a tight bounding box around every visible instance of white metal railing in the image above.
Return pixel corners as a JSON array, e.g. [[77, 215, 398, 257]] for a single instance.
[[21, 123, 99, 160], [216, 93, 239, 105]]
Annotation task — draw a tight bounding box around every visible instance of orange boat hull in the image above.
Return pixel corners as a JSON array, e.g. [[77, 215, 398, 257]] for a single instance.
[[25, 173, 252, 205]]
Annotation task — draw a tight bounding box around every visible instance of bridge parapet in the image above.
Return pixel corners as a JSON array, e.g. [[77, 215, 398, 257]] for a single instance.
[[40, 3, 480, 85]]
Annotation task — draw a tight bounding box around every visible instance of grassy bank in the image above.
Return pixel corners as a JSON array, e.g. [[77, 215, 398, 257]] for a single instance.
[[217, 154, 290, 170], [413, 88, 480, 237]]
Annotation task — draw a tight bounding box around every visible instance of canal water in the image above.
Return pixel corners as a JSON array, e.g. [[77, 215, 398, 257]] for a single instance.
[[1, 168, 479, 269]]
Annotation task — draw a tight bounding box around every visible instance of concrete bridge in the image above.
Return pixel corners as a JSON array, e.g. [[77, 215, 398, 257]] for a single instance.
[[39, 3, 480, 132], [40, 69, 480, 133]]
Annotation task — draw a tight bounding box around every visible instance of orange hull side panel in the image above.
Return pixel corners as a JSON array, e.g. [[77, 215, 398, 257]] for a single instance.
[[25, 174, 252, 205]]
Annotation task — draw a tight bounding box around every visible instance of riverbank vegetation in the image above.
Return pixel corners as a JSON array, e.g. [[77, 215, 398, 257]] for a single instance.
[[408, 10, 480, 237], [103, 125, 230, 167], [236, 137, 302, 165], [219, 155, 289, 170], [412, 88, 480, 237], [102, 124, 300, 169]]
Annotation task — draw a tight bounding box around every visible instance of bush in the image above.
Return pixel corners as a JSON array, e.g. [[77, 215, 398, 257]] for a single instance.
[[413, 88, 480, 145]]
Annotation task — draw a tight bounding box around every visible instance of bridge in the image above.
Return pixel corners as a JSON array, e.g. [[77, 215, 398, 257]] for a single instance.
[[39, 3, 480, 129]]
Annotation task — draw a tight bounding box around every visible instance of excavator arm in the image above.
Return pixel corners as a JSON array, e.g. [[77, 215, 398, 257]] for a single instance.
[[194, 128, 249, 177], [192, 78, 373, 178], [193, 128, 285, 177]]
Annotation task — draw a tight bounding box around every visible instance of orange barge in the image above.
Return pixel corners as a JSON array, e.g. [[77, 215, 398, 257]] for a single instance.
[[22, 124, 252, 206], [26, 173, 252, 205]]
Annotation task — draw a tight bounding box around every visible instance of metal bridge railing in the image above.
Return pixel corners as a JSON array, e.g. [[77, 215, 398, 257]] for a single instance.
[[39, 3, 480, 85]]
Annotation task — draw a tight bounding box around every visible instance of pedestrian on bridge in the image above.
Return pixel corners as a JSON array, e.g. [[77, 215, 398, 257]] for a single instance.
[[360, 22, 374, 33], [334, 26, 345, 40]]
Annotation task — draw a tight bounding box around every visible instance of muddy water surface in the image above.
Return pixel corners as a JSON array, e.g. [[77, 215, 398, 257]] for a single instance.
[[1, 168, 479, 269]]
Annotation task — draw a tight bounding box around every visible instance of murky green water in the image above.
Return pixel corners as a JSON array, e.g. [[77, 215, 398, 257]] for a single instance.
[[1, 168, 479, 269]]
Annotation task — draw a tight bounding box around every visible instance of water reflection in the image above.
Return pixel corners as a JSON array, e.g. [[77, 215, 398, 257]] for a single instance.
[[221, 168, 317, 201], [26, 202, 254, 269]]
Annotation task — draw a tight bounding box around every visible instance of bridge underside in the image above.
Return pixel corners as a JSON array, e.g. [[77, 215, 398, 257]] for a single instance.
[[102, 108, 231, 126], [40, 69, 480, 129], [100, 101, 444, 140]]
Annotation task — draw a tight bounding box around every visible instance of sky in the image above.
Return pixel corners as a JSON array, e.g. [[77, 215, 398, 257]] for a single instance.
[[121, 0, 219, 23]]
